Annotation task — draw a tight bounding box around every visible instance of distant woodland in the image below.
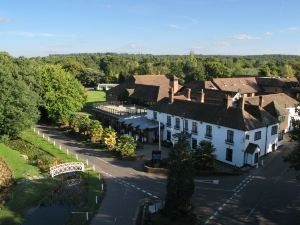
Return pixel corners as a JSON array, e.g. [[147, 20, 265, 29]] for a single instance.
[[1, 51, 300, 137], [37, 53, 300, 86]]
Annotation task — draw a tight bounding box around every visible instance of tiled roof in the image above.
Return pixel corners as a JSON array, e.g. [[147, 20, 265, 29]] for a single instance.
[[256, 77, 299, 88], [182, 81, 217, 93], [107, 75, 181, 103], [245, 93, 298, 109], [149, 98, 277, 131], [212, 77, 260, 94]]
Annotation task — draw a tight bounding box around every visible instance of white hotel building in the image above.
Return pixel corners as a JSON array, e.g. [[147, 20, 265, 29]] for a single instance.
[[146, 90, 279, 167]]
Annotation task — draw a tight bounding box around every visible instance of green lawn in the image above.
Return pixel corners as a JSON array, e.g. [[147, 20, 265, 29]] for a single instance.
[[0, 130, 103, 225], [21, 129, 104, 225], [21, 130, 76, 163], [0, 143, 57, 225], [86, 90, 106, 104]]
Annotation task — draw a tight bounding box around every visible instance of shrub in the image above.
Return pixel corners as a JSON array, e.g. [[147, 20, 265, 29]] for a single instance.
[[103, 128, 117, 151], [6, 138, 56, 172], [89, 120, 103, 143], [193, 140, 216, 171], [116, 134, 136, 157]]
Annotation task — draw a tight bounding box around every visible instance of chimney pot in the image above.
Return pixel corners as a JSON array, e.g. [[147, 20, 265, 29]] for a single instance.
[[170, 75, 179, 93], [169, 87, 174, 104], [200, 89, 205, 103], [185, 88, 191, 101], [239, 97, 245, 110]]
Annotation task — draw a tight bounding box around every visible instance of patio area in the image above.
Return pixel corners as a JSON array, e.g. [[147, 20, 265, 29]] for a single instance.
[[135, 144, 170, 160]]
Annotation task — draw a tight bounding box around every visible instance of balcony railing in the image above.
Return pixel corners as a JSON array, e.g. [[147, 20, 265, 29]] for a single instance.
[[166, 123, 171, 128], [174, 125, 180, 130]]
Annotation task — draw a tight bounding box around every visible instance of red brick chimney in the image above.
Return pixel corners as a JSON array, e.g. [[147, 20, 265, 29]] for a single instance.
[[170, 75, 179, 93], [169, 87, 174, 104], [185, 88, 191, 101], [239, 97, 245, 110], [200, 89, 205, 103], [226, 95, 233, 108], [259, 96, 264, 107]]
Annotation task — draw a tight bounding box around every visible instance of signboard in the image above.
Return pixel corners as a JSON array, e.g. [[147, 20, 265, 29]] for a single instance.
[[152, 150, 162, 163]]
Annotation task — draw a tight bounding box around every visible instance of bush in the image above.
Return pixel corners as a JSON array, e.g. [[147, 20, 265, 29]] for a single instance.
[[6, 138, 56, 172], [103, 128, 117, 151], [116, 134, 137, 157], [161, 140, 173, 148], [193, 140, 216, 171], [89, 120, 103, 143]]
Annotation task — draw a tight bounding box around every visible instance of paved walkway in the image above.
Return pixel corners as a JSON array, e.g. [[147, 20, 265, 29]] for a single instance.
[[35, 125, 167, 225]]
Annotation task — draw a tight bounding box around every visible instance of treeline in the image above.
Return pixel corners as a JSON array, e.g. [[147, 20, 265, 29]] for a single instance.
[[33, 53, 300, 86], [0, 52, 86, 138]]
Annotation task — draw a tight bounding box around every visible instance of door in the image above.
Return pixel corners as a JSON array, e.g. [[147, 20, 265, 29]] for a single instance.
[[254, 153, 259, 164], [272, 143, 276, 152]]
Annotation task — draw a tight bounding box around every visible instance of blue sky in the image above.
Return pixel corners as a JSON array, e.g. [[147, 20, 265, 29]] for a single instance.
[[0, 0, 300, 56]]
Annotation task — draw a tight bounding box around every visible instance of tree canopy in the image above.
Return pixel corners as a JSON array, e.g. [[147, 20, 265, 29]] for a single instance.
[[39, 64, 86, 122]]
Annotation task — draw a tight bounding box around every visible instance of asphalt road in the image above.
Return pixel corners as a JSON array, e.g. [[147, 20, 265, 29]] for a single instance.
[[36, 125, 166, 225], [193, 142, 300, 225], [36, 125, 300, 225]]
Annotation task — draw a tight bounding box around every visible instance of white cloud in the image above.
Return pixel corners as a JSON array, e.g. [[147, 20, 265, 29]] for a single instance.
[[0, 16, 13, 24], [287, 26, 299, 31], [264, 31, 273, 36], [167, 24, 183, 30], [279, 26, 299, 33], [232, 34, 260, 40], [0, 31, 76, 38]]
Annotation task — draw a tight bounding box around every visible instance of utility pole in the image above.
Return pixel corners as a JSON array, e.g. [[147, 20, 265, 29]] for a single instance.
[[158, 121, 161, 151]]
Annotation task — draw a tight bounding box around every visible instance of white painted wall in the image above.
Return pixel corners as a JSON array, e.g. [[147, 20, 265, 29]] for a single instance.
[[147, 109, 279, 167]]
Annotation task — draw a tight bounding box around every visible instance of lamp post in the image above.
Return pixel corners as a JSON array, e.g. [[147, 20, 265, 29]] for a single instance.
[[158, 121, 161, 151]]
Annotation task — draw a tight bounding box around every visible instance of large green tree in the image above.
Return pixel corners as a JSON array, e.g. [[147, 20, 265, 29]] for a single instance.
[[0, 55, 40, 137], [164, 132, 195, 217], [39, 64, 87, 122]]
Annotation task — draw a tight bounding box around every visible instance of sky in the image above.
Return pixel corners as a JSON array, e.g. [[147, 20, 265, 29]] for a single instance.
[[0, 0, 300, 57]]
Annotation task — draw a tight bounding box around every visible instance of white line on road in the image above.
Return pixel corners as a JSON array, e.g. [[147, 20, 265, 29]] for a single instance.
[[196, 187, 233, 192]]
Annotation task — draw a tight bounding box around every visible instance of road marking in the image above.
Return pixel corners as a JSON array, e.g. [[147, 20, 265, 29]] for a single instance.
[[195, 179, 219, 185], [196, 187, 233, 192]]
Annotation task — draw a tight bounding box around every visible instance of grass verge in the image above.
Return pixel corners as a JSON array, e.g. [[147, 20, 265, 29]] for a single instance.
[[0, 129, 103, 225], [0, 143, 57, 225]]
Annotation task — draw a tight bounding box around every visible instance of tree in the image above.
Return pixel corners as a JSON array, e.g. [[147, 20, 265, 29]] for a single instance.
[[284, 110, 300, 178], [281, 64, 295, 77], [193, 140, 216, 171], [116, 134, 137, 157], [39, 64, 87, 122], [89, 120, 103, 143], [0, 56, 40, 137], [79, 116, 91, 135], [103, 128, 117, 151], [164, 132, 195, 217], [204, 61, 230, 78], [258, 65, 271, 76]]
